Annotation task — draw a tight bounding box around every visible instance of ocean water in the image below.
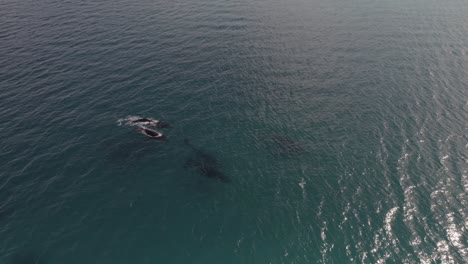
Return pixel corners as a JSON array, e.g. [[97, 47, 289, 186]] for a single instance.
[[0, 0, 467, 263]]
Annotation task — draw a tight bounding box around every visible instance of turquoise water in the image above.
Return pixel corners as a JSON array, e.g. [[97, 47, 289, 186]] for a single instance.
[[1, 0, 467, 263]]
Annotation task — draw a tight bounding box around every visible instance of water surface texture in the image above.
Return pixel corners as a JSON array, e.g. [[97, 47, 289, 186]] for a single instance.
[[1, 0, 467, 263]]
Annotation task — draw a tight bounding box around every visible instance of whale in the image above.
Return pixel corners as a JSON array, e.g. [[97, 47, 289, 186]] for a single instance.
[[118, 116, 171, 128], [136, 126, 166, 140], [131, 118, 171, 128], [270, 135, 305, 154], [132, 118, 156, 124], [184, 139, 230, 183]]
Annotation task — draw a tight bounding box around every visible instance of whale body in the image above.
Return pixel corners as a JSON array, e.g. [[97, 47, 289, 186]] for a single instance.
[[118, 116, 170, 128], [137, 126, 166, 140], [184, 139, 230, 183]]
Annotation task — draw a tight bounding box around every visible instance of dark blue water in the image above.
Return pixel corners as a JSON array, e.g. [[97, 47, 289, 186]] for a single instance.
[[1, 0, 467, 263]]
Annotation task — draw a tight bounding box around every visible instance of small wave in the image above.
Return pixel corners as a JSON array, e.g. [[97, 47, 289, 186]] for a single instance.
[[299, 177, 306, 189], [299, 177, 307, 200], [384, 207, 399, 235]]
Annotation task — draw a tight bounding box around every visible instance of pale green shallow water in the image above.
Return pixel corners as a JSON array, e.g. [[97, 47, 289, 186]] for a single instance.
[[0, 0, 467, 263]]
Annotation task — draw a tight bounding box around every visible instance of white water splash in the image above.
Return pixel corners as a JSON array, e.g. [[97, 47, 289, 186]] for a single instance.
[[117, 115, 160, 127]]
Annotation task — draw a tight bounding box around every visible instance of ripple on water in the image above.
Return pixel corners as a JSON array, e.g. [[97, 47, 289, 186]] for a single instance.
[[1, 0, 468, 263]]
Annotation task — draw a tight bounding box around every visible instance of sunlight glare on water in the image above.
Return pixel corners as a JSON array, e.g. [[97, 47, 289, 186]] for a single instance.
[[0, 0, 467, 263]]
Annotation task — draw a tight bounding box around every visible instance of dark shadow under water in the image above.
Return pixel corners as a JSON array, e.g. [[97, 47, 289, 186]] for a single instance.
[[183, 139, 230, 183]]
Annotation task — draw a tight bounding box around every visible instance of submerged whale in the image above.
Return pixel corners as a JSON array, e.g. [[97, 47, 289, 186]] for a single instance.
[[183, 139, 230, 183], [270, 135, 305, 154]]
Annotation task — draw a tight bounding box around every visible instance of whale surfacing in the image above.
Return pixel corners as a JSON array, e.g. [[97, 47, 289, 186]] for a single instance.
[[117, 115, 170, 140], [117, 115, 170, 128], [137, 126, 166, 140]]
